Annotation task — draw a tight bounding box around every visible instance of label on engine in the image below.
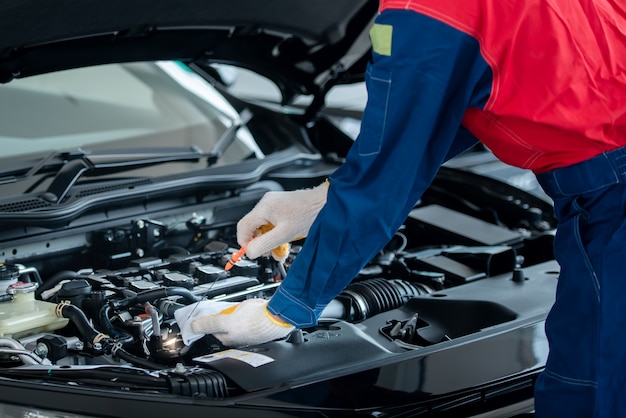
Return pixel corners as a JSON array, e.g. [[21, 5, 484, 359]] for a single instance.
[[193, 349, 274, 368]]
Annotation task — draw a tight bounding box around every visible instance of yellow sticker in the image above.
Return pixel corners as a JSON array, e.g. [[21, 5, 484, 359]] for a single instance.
[[370, 23, 393, 56]]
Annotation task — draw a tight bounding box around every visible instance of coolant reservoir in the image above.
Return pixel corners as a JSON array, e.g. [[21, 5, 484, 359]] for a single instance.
[[0, 282, 69, 338]]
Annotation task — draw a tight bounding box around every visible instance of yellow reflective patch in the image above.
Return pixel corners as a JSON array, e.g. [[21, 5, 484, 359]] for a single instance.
[[370, 23, 393, 56]]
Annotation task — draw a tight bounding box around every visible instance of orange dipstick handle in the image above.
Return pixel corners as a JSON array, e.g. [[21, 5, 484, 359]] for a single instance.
[[224, 246, 247, 271]]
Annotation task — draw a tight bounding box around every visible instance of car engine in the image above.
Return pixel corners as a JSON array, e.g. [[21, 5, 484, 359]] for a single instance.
[[0, 168, 558, 399]]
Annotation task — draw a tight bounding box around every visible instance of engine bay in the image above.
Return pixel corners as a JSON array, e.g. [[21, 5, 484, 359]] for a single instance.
[[0, 168, 558, 399]]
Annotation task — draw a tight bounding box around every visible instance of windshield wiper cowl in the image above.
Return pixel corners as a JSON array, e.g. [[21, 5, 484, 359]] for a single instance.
[[42, 147, 206, 203]]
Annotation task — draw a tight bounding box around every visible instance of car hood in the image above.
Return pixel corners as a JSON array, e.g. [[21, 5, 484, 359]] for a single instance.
[[0, 0, 377, 102]]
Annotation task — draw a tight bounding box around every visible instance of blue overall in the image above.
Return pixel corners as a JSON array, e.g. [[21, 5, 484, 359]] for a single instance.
[[535, 148, 626, 417]]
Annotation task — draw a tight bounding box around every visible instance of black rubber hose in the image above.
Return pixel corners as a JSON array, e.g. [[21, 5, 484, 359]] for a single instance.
[[98, 304, 134, 341], [114, 348, 164, 370], [57, 303, 106, 346], [322, 278, 426, 322], [35, 270, 78, 299], [114, 287, 201, 310], [158, 299, 186, 318]]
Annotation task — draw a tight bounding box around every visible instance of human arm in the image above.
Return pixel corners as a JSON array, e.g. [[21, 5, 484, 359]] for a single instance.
[[267, 8, 492, 327], [188, 9, 492, 347]]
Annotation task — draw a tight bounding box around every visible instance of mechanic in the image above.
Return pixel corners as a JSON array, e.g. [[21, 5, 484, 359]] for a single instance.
[[192, 1, 626, 416]]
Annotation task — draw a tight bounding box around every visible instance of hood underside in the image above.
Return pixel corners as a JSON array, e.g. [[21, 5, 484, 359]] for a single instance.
[[0, 0, 377, 101]]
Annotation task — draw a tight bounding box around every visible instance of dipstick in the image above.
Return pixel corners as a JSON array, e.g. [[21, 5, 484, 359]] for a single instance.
[[224, 246, 246, 271]]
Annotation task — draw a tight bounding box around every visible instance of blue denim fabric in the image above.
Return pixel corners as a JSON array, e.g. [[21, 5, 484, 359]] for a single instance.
[[535, 146, 626, 417]]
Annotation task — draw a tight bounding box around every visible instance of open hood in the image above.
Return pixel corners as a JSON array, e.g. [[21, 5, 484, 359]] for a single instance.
[[0, 0, 378, 102]]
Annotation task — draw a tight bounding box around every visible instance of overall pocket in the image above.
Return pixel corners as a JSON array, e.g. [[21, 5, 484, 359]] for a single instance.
[[358, 67, 391, 156]]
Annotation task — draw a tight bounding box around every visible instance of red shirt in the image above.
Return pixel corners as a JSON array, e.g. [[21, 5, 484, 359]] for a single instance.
[[382, 0, 626, 173]]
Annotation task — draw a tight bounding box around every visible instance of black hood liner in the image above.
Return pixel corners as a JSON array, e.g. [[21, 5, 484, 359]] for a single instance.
[[0, 0, 369, 48], [0, 0, 377, 97]]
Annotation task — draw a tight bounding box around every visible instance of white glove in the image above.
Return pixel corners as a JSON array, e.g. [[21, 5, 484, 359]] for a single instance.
[[237, 181, 328, 261], [174, 300, 237, 345], [190, 298, 295, 347]]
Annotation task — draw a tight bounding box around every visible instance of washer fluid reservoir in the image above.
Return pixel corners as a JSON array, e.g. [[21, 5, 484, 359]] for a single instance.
[[0, 282, 69, 338]]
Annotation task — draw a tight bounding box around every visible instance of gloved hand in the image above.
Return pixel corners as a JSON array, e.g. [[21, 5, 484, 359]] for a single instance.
[[174, 300, 237, 345], [237, 181, 328, 261], [190, 298, 295, 347]]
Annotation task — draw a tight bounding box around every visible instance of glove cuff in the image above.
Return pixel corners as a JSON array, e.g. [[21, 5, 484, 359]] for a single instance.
[[264, 307, 293, 328]]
